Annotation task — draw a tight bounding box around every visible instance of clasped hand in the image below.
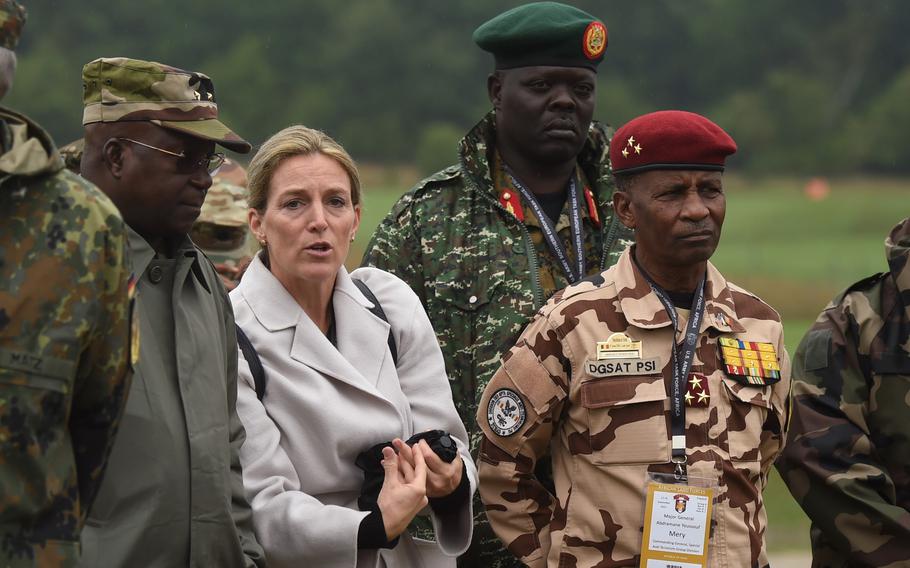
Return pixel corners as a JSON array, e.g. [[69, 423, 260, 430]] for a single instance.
[[377, 438, 464, 541]]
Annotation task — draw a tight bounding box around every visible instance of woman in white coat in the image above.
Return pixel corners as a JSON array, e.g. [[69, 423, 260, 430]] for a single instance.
[[231, 125, 476, 568]]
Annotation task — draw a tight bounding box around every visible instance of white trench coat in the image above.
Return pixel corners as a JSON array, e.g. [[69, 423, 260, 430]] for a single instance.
[[231, 256, 476, 568]]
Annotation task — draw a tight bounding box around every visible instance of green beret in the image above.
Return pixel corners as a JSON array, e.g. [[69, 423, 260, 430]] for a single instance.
[[82, 57, 252, 154], [473, 2, 607, 71], [0, 0, 26, 51]]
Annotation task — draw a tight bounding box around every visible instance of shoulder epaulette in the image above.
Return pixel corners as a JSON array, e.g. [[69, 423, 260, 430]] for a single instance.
[[411, 164, 461, 194]]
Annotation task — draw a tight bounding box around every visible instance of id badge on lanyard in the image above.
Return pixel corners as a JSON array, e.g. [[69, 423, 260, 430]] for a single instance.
[[634, 258, 716, 567], [640, 472, 717, 568]]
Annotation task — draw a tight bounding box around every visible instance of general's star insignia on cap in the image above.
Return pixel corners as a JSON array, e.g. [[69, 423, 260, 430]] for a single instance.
[[718, 337, 781, 386]]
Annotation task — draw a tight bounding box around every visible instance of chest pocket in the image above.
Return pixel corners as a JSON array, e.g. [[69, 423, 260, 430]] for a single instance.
[[581, 374, 669, 465], [432, 255, 508, 313], [721, 376, 774, 462]]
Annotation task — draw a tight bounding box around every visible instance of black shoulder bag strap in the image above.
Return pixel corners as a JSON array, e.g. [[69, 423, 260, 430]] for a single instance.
[[352, 278, 399, 367], [235, 323, 267, 401]]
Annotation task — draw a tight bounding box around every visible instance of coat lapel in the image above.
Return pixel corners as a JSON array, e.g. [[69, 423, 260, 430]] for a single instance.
[[241, 258, 393, 399], [332, 269, 390, 389]]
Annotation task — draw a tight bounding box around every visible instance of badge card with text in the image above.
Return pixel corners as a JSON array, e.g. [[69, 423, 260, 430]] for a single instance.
[[639, 482, 713, 568]]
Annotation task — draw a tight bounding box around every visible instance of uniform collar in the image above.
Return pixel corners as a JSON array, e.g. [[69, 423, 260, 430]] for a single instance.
[[128, 226, 208, 291], [491, 150, 599, 229], [458, 109, 611, 217], [614, 248, 746, 334]]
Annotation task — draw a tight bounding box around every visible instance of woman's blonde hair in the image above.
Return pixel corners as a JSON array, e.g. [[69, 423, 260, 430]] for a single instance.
[[246, 125, 361, 213]]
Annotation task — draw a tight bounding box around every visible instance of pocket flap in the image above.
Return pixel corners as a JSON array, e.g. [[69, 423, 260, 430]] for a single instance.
[[721, 375, 772, 409], [433, 258, 507, 311], [581, 375, 666, 409]]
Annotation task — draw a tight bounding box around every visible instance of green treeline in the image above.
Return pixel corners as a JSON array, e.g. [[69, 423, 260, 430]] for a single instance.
[[10, 0, 910, 175]]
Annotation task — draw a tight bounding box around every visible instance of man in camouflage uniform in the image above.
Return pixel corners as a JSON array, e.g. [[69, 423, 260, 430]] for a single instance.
[[363, 4, 632, 564], [190, 158, 257, 291], [78, 57, 265, 567], [477, 111, 791, 567], [0, 3, 133, 565], [777, 217, 910, 567]]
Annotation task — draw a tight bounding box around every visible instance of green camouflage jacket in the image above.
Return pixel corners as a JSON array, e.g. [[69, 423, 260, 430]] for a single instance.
[[0, 106, 133, 566], [363, 111, 632, 566], [364, 111, 631, 430], [777, 217, 910, 568]]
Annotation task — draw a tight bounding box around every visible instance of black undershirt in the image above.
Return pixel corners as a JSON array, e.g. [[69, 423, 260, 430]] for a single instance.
[[666, 290, 695, 310], [534, 188, 568, 225]]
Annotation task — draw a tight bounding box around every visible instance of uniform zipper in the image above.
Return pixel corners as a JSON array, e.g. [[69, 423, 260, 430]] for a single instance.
[[520, 222, 545, 308]]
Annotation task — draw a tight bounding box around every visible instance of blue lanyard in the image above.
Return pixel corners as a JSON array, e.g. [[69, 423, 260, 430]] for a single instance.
[[506, 169, 586, 283], [636, 256, 707, 479]]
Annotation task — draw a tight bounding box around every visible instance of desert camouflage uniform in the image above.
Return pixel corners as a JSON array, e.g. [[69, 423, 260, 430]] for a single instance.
[[777, 217, 910, 568], [0, 105, 132, 566], [362, 111, 632, 565], [477, 248, 791, 567]]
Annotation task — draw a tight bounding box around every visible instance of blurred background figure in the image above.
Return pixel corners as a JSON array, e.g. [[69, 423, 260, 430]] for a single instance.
[[59, 137, 84, 175], [191, 157, 258, 290]]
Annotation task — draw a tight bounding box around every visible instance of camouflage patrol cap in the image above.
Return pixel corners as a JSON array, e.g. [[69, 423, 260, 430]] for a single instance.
[[82, 57, 252, 154], [197, 178, 248, 228], [190, 160, 256, 263], [473, 2, 607, 71], [213, 156, 248, 188], [0, 0, 25, 51]]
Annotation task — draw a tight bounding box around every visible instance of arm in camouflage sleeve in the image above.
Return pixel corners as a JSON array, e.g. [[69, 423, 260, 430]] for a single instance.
[[69, 211, 133, 518], [776, 308, 910, 565], [361, 192, 427, 305], [476, 315, 569, 568], [222, 294, 267, 567], [761, 328, 791, 474]]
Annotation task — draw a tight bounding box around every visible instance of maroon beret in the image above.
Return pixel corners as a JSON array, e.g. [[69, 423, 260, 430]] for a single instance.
[[610, 110, 737, 175]]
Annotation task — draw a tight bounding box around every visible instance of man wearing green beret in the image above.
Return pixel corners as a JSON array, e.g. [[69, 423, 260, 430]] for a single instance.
[[0, 3, 134, 566], [78, 57, 265, 567], [362, 3, 632, 565]]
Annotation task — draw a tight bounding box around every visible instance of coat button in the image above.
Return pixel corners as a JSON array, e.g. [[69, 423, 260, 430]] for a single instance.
[[148, 265, 163, 284], [468, 295, 478, 304]]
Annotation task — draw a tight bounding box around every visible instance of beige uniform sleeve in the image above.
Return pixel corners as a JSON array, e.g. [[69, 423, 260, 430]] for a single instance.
[[476, 314, 569, 567], [762, 325, 792, 473]]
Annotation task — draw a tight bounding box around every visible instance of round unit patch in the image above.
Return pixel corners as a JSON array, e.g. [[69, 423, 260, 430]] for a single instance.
[[487, 388, 526, 437], [582, 21, 607, 60]]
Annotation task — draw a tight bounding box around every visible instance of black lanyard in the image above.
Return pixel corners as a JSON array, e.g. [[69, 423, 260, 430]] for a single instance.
[[506, 169, 586, 283], [638, 261, 707, 479]]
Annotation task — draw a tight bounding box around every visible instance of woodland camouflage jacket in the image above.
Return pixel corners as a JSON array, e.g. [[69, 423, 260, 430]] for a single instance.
[[777, 217, 910, 568], [0, 105, 133, 567], [362, 111, 632, 436]]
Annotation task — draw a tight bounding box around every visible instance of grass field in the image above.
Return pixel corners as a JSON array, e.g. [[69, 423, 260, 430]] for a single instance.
[[351, 174, 907, 553]]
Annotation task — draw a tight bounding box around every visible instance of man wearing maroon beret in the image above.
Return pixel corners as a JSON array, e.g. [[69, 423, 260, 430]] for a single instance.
[[476, 110, 791, 567]]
